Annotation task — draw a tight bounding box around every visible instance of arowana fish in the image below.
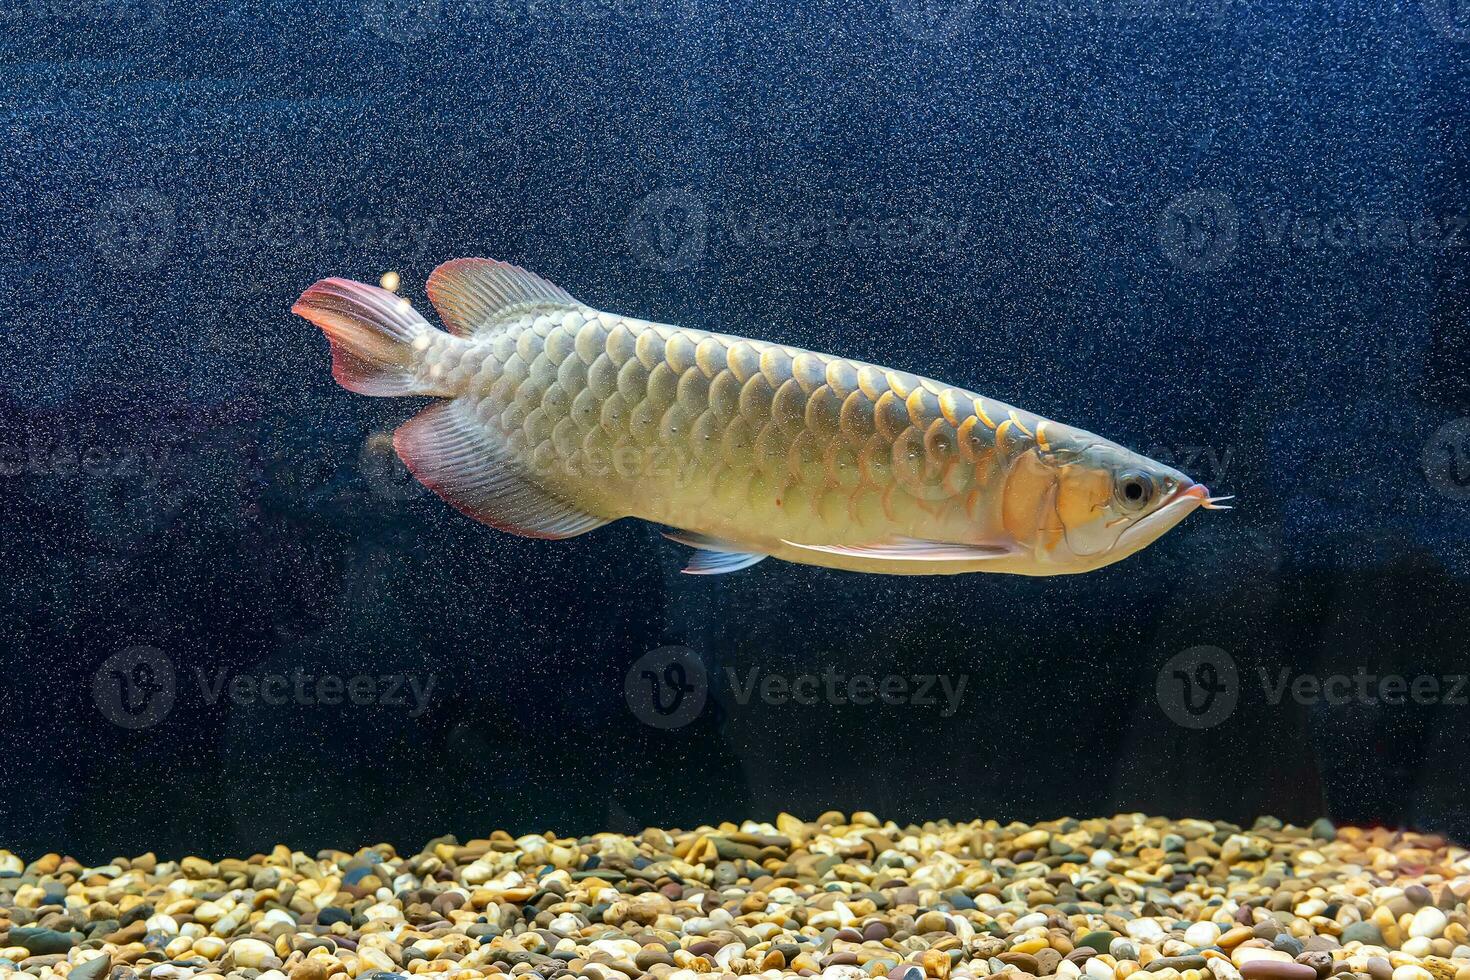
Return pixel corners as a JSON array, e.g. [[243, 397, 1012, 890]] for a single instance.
[[293, 258, 1229, 576]]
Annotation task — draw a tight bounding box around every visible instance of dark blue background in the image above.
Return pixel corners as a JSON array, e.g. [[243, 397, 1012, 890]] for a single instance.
[[2, 0, 1468, 861]]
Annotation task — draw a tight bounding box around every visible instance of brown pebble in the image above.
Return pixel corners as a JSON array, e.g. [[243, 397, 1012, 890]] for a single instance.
[[917, 949, 950, 980], [1220, 927, 1255, 949], [289, 960, 331, 980], [1296, 952, 1333, 979], [1240, 962, 1318, 980], [997, 953, 1041, 975], [102, 921, 148, 946], [1151, 957, 1209, 972], [637, 949, 675, 971], [1404, 885, 1432, 907], [1365, 958, 1392, 980]]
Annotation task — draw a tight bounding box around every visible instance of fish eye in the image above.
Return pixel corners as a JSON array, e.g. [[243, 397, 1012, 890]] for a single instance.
[[1116, 471, 1155, 511]]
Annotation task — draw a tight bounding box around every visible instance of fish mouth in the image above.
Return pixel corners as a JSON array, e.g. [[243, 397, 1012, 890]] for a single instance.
[[1178, 482, 1235, 510], [1115, 481, 1213, 551]]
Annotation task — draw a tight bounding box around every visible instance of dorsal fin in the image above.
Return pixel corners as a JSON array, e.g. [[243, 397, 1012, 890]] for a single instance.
[[425, 258, 578, 337]]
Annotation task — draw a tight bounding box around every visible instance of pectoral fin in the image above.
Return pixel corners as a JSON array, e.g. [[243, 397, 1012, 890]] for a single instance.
[[779, 536, 1018, 562]]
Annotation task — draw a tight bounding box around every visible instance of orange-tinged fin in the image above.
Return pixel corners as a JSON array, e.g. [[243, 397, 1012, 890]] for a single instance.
[[292, 277, 441, 396], [426, 257, 578, 337], [394, 401, 607, 539], [779, 536, 1017, 562], [662, 530, 768, 575]]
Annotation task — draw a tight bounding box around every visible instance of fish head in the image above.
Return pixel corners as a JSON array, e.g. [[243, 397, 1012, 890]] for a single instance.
[[1030, 426, 1217, 572]]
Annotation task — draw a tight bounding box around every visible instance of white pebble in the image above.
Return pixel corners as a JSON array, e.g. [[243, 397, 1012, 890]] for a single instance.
[[1015, 912, 1050, 930], [1090, 850, 1115, 868], [229, 938, 275, 969], [259, 909, 295, 930], [362, 901, 402, 921], [145, 913, 179, 935], [1126, 918, 1165, 942], [1184, 921, 1221, 947], [1392, 967, 1432, 980], [1401, 938, 1432, 958], [1408, 906, 1447, 939], [1086, 958, 1116, 980], [589, 939, 641, 960]]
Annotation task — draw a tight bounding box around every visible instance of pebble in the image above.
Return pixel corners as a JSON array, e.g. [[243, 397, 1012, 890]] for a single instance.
[[1185, 924, 1221, 948], [1234, 948, 1298, 968], [1343, 924, 1387, 946], [69, 955, 111, 980], [1274, 936, 1306, 957], [1413, 909, 1450, 940], [1239, 962, 1318, 980], [228, 938, 276, 969], [0, 816, 1459, 980], [8, 927, 81, 955]]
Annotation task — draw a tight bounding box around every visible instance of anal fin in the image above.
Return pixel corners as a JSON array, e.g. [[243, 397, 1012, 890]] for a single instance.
[[663, 530, 768, 575], [394, 401, 607, 540], [779, 536, 1017, 562]]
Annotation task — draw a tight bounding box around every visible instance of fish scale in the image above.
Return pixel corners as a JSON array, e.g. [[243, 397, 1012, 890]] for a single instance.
[[293, 258, 1217, 575], [442, 302, 1040, 549]]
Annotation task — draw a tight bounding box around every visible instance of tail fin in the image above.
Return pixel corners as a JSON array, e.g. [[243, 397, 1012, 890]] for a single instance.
[[292, 277, 445, 396]]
